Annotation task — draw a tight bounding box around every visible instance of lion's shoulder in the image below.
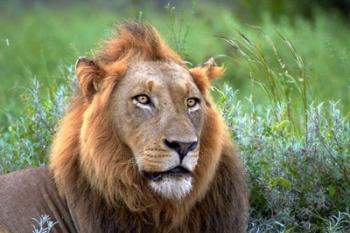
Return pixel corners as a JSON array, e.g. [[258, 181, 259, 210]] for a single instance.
[[0, 167, 77, 233]]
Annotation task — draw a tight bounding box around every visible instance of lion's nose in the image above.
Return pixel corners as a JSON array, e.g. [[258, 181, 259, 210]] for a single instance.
[[163, 139, 198, 162]]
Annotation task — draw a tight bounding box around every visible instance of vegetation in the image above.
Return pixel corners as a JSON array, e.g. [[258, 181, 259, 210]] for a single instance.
[[219, 85, 350, 232], [1, 3, 350, 125], [0, 1, 349, 232], [32, 215, 57, 233]]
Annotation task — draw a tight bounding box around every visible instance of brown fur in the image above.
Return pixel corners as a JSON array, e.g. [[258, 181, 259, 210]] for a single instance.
[[49, 22, 248, 233]]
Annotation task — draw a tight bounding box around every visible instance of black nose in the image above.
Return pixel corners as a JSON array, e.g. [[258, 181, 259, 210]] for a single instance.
[[163, 139, 198, 162]]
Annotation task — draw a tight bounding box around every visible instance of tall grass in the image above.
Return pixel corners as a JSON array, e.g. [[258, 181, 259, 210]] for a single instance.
[[223, 29, 309, 135]]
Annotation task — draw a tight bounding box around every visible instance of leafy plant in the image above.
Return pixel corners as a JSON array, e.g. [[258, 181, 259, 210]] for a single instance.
[[217, 85, 350, 232], [324, 211, 350, 233], [0, 67, 74, 174], [32, 215, 57, 233]]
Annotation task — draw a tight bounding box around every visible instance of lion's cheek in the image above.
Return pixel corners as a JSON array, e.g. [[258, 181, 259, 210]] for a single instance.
[[181, 152, 199, 171]]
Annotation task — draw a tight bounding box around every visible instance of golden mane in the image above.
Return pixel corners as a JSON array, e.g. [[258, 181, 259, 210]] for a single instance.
[[49, 22, 247, 233], [97, 22, 182, 63]]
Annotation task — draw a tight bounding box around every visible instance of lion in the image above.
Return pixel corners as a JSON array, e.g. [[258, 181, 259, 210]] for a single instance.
[[0, 22, 248, 233]]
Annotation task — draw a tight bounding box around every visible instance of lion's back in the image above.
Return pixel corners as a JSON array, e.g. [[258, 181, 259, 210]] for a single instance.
[[0, 167, 77, 233]]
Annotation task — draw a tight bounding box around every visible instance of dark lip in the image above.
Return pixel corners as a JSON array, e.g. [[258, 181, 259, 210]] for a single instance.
[[142, 166, 191, 182]]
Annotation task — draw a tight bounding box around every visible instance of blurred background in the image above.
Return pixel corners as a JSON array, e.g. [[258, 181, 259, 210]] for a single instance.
[[0, 0, 349, 124]]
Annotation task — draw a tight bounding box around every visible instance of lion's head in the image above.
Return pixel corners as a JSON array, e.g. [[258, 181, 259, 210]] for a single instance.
[[109, 59, 206, 199], [49, 22, 243, 231]]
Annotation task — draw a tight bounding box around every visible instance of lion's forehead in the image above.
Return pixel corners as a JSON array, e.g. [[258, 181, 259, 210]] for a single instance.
[[127, 60, 193, 84]]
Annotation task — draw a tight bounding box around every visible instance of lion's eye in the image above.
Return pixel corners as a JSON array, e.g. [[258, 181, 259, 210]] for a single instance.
[[134, 94, 151, 105], [187, 98, 200, 108]]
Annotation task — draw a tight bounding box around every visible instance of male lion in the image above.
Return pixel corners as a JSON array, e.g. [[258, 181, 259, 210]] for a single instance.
[[0, 22, 248, 233]]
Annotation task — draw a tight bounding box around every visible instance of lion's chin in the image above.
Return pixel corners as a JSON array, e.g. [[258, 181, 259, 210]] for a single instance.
[[149, 176, 192, 200]]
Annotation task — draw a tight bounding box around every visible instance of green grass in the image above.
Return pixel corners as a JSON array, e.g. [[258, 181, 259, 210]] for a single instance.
[[1, 4, 349, 126], [0, 6, 117, 124]]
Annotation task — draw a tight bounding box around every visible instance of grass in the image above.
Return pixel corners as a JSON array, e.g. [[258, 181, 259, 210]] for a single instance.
[[223, 30, 309, 135], [0, 2, 350, 232], [0, 4, 349, 125]]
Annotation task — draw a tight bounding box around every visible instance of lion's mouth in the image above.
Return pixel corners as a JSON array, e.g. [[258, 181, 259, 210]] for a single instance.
[[142, 166, 191, 182]]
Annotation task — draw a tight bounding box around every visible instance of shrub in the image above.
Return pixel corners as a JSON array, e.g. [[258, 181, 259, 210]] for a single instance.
[[0, 67, 74, 174], [217, 85, 350, 232]]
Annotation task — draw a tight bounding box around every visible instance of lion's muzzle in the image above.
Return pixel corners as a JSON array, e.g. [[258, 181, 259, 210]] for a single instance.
[[140, 139, 199, 199]]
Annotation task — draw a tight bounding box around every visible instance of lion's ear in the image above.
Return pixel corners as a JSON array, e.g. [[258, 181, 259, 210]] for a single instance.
[[189, 57, 224, 93], [199, 57, 224, 81], [75, 56, 104, 98]]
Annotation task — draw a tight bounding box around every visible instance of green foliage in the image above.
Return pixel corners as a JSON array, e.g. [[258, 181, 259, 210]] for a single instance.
[[234, 0, 350, 21], [219, 12, 350, 115], [223, 29, 308, 135], [0, 68, 74, 174], [324, 211, 350, 233], [0, 6, 118, 123], [164, 2, 194, 58], [1, 4, 350, 125], [218, 86, 350, 232]]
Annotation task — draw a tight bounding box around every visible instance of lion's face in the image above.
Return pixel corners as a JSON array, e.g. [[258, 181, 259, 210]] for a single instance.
[[111, 60, 205, 199]]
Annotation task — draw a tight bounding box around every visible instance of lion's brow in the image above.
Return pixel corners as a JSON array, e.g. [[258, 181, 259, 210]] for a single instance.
[[185, 82, 191, 95], [146, 80, 154, 92]]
